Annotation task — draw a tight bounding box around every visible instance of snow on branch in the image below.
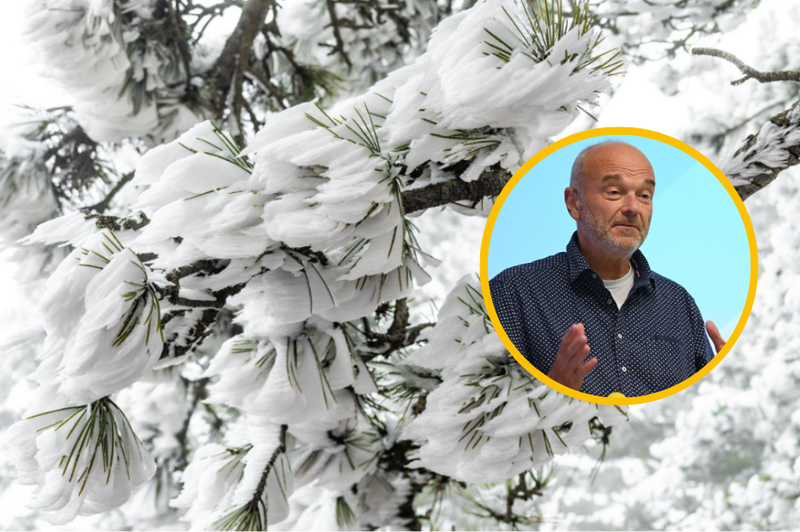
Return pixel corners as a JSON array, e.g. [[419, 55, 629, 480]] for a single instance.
[[722, 100, 800, 201], [402, 164, 511, 214], [402, 277, 627, 483], [6, 397, 155, 525]]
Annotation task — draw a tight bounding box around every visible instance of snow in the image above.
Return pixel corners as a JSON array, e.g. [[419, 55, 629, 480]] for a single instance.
[[403, 277, 628, 483]]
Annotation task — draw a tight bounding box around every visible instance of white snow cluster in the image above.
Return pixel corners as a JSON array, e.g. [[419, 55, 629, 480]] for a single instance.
[[205, 330, 376, 426], [4, 398, 155, 524], [32, 231, 163, 404], [721, 104, 800, 189], [271, 475, 413, 531], [403, 277, 627, 483], [172, 423, 293, 529], [368, 0, 616, 186], [3, 229, 163, 522], [23, 0, 201, 143]]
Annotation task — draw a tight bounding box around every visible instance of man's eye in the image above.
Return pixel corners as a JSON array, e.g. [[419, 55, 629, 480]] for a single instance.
[[609, 190, 620, 195]]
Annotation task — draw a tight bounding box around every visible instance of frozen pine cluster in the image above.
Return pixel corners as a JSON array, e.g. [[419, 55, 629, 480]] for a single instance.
[[403, 277, 627, 483], [721, 103, 800, 194]]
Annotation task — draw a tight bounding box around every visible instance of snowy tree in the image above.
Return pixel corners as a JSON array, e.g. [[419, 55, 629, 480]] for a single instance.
[[0, 0, 798, 530]]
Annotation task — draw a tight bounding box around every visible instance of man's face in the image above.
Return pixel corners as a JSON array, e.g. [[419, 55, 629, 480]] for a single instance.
[[573, 143, 656, 257]]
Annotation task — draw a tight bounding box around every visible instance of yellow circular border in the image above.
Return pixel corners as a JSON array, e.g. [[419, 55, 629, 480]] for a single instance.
[[480, 127, 758, 405]]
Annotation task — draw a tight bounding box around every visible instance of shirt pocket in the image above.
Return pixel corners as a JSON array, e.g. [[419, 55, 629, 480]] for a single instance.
[[645, 335, 687, 392]]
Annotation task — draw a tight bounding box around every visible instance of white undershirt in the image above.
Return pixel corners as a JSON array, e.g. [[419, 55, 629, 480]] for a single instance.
[[602, 261, 635, 310]]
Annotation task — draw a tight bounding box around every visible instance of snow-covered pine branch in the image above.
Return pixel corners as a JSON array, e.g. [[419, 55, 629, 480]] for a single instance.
[[6, 0, 630, 527], [403, 277, 628, 483], [5, 397, 155, 524], [722, 100, 800, 201]]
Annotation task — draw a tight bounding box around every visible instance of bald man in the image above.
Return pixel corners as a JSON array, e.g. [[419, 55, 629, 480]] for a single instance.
[[489, 141, 726, 397]]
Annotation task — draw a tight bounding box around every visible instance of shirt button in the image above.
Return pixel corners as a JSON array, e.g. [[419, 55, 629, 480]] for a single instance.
[[592, 273, 597, 279], [607, 299, 612, 304], [621, 366, 627, 372], [617, 333, 623, 339]]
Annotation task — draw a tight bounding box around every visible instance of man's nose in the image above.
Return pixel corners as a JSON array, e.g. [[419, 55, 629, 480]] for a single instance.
[[620, 192, 641, 216]]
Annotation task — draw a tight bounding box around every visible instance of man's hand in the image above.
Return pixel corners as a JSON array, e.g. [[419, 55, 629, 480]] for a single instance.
[[547, 323, 598, 391], [705, 320, 727, 353]]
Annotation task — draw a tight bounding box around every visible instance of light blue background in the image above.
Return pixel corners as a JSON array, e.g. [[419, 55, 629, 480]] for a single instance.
[[488, 135, 751, 339]]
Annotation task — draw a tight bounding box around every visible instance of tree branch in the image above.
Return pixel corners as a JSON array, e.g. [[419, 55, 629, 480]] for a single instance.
[[166, 0, 194, 93], [324, 0, 352, 69], [723, 100, 800, 201], [401, 164, 510, 214], [82, 171, 135, 214], [84, 211, 150, 231], [174, 376, 210, 470], [360, 299, 433, 362], [157, 259, 247, 309], [210, 0, 273, 118], [692, 47, 800, 86]]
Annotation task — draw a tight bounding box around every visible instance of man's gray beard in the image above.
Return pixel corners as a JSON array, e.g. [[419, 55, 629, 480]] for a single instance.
[[580, 205, 648, 258]]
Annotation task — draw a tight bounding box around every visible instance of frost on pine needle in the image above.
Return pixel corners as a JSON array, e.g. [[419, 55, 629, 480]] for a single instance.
[[170, 442, 252, 528], [35, 230, 163, 404], [291, 416, 383, 491], [205, 327, 370, 426], [4, 397, 155, 525], [173, 424, 292, 530], [270, 474, 412, 530], [22, 211, 100, 249], [129, 121, 272, 272], [403, 277, 627, 483], [485, 0, 623, 75]]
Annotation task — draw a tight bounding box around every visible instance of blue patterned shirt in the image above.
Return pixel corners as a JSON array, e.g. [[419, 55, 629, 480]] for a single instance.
[[489, 232, 714, 397]]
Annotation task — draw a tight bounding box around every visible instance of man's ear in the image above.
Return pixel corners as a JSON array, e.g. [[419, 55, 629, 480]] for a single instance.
[[565, 187, 580, 221]]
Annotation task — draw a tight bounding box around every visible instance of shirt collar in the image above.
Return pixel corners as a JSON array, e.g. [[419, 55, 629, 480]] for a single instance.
[[566, 231, 656, 291]]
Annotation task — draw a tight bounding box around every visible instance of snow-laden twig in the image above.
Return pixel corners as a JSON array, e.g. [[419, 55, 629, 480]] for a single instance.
[[722, 100, 800, 201]]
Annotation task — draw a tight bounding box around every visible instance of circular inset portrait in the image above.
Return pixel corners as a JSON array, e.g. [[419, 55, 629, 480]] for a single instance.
[[480, 128, 757, 405]]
